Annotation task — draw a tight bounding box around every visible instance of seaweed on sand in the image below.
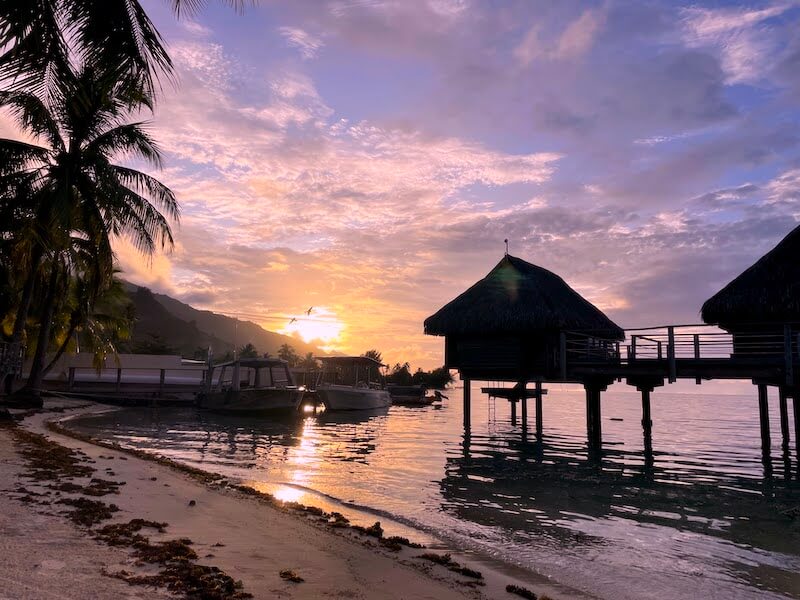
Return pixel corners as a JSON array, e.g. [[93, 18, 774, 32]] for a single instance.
[[95, 519, 167, 546], [279, 569, 304, 583], [57, 497, 120, 526], [506, 584, 538, 599], [11, 427, 93, 480], [109, 564, 252, 599], [416, 553, 482, 579], [352, 521, 384, 538]]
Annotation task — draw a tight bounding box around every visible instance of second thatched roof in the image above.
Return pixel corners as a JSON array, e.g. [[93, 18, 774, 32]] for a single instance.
[[424, 254, 624, 339], [702, 223, 800, 325]]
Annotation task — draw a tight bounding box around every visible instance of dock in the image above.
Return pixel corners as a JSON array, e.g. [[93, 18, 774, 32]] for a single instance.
[[463, 323, 800, 463]]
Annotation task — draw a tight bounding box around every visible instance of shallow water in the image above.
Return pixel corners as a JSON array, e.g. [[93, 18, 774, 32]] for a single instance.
[[67, 383, 800, 599]]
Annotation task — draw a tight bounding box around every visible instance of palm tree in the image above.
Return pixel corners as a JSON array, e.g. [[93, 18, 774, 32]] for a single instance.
[[0, 1, 250, 102], [363, 349, 383, 364], [277, 343, 298, 367], [0, 66, 178, 401], [299, 352, 318, 371], [42, 270, 134, 377]]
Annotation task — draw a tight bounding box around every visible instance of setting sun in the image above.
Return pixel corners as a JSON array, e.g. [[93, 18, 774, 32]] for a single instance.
[[279, 307, 345, 345]]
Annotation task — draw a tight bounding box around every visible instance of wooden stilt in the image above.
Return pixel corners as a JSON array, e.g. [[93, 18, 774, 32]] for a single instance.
[[779, 387, 790, 450], [535, 380, 543, 438], [585, 386, 594, 443], [757, 384, 771, 455], [521, 395, 528, 432], [510, 399, 517, 425], [794, 393, 800, 465], [463, 378, 471, 430], [592, 389, 602, 447], [585, 384, 603, 449], [641, 387, 653, 452]]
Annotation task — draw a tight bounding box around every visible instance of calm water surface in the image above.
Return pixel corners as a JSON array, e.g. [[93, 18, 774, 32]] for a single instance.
[[67, 383, 800, 600]]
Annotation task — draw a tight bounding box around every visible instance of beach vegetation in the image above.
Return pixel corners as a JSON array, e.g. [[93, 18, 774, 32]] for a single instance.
[[237, 342, 259, 358], [277, 343, 299, 366], [0, 65, 177, 401], [363, 349, 383, 364]]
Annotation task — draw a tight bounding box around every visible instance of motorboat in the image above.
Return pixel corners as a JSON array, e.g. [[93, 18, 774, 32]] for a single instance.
[[196, 357, 304, 414], [316, 356, 391, 411]]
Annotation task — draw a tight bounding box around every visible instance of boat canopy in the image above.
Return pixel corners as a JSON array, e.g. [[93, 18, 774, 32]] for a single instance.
[[317, 356, 386, 368], [214, 357, 290, 369]]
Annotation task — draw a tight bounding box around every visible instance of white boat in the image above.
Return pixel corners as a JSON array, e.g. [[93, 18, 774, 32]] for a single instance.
[[316, 356, 391, 411], [197, 358, 304, 414]]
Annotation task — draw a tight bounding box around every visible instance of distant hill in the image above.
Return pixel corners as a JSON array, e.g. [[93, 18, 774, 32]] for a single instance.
[[123, 283, 324, 359]]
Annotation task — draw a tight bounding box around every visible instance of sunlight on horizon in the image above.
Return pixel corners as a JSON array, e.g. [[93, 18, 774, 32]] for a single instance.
[[279, 306, 345, 347]]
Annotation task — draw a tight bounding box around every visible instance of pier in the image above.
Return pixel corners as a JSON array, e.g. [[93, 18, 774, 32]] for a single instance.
[[472, 323, 800, 458]]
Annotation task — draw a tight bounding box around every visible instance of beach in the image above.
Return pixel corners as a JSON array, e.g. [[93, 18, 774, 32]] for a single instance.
[[0, 401, 559, 600]]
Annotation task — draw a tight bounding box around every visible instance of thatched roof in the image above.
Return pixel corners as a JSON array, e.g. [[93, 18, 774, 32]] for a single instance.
[[702, 223, 800, 325], [424, 254, 624, 339]]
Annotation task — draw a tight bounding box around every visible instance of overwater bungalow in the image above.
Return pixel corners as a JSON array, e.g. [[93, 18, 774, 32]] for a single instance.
[[701, 223, 800, 360], [424, 254, 624, 384]]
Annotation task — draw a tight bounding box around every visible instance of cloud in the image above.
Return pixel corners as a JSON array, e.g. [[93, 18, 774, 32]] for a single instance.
[[112, 2, 800, 369], [515, 7, 606, 65], [680, 3, 794, 84], [279, 26, 324, 59]]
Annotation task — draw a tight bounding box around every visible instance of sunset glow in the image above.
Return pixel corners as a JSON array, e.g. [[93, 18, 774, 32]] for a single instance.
[[95, 0, 800, 369], [279, 307, 345, 346]]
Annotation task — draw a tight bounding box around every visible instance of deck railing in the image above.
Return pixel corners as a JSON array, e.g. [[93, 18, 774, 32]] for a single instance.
[[562, 323, 800, 384]]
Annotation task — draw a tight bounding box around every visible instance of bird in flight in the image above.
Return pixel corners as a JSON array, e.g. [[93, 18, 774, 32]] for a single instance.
[[289, 317, 297, 324], [306, 307, 313, 315]]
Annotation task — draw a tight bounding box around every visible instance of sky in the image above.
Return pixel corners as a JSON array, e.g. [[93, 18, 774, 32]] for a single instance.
[[103, 0, 800, 368]]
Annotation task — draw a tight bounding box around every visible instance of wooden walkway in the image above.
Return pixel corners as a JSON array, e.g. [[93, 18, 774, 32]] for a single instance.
[[468, 323, 800, 462]]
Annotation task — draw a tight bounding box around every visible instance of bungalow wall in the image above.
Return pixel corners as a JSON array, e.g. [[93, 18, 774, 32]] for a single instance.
[[444, 333, 560, 381], [723, 322, 800, 359]]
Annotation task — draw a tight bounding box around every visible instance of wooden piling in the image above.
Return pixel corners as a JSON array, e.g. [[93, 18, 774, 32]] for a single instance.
[[511, 398, 517, 425], [535, 380, 543, 437], [521, 389, 528, 432], [463, 378, 471, 430], [641, 388, 653, 444], [115, 368, 122, 394], [757, 384, 771, 454], [794, 392, 800, 464], [585, 384, 603, 448], [779, 387, 790, 450]]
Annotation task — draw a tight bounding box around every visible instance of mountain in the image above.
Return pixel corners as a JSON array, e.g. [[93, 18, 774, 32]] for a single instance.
[[124, 283, 324, 359]]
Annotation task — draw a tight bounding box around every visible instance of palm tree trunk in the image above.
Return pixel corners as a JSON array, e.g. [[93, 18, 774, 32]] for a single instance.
[[41, 319, 79, 378], [4, 245, 43, 394], [10, 244, 43, 344], [21, 260, 61, 400]]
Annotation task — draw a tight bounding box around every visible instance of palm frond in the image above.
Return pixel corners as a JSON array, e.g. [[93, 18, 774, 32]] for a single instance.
[[66, 0, 174, 99], [0, 139, 52, 176], [110, 165, 179, 221], [0, 90, 65, 150], [84, 122, 164, 168]]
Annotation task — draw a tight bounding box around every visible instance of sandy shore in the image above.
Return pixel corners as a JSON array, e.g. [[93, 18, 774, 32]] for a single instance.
[[0, 400, 574, 600]]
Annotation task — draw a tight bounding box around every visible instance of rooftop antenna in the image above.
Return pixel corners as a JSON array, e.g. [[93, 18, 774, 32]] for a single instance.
[[504, 239, 509, 255]]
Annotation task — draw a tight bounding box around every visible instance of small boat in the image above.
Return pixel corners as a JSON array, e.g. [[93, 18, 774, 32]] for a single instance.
[[387, 384, 426, 405], [197, 357, 304, 414], [316, 356, 391, 411]]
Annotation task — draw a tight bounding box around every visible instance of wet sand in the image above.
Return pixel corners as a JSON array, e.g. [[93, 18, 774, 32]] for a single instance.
[[0, 401, 566, 600]]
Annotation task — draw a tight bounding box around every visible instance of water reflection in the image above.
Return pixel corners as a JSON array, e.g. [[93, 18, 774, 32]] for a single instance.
[[66, 389, 800, 600]]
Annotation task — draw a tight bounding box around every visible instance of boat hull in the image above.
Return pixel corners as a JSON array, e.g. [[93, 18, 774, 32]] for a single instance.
[[318, 385, 391, 411], [197, 388, 304, 414]]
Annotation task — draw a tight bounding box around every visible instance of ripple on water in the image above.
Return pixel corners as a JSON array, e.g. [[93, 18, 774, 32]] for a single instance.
[[66, 386, 800, 600]]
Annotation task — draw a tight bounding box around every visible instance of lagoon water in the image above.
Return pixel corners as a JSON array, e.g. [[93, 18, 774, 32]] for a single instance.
[[67, 383, 800, 600]]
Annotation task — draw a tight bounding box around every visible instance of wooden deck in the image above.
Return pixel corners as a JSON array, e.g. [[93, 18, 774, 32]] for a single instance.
[[459, 323, 800, 461]]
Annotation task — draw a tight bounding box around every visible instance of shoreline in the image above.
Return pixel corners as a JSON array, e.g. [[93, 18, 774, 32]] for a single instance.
[[1, 399, 581, 600]]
